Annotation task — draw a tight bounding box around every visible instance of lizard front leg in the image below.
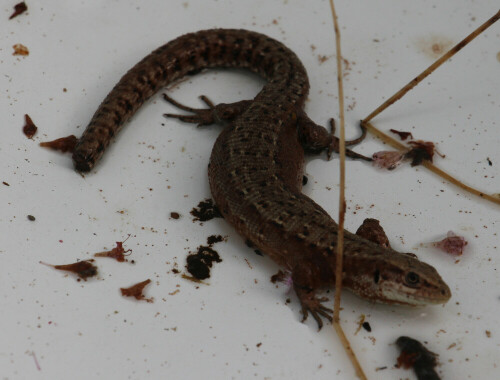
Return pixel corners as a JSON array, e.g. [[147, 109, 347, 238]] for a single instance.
[[163, 93, 251, 126], [297, 111, 371, 161]]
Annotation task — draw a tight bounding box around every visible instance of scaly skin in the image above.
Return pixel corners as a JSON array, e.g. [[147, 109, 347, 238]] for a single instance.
[[72, 29, 451, 329]]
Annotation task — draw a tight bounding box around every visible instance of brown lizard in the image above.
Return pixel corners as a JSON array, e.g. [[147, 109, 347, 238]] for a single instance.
[[72, 29, 451, 329]]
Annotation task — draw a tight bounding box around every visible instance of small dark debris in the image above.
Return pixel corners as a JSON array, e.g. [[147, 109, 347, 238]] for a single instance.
[[390, 129, 413, 141], [186, 246, 222, 280], [22, 114, 37, 139], [190, 198, 221, 222], [405, 140, 438, 166], [2, 181, 9, 186], [9, 2, 27, 20], [487, 157, 493, 166], [270, 270, 287, 284], [40, 135, 78, 153], [207, 234, 224, 246], [27, 215, 35, 221], [170, 212, 180, 219], [396, 336, 440, 380], [172, 268, 180, 274], [362, 321, 372, 332]]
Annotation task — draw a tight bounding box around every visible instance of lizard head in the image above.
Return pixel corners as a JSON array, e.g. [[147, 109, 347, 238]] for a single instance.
[[344, 248, 451, 306]]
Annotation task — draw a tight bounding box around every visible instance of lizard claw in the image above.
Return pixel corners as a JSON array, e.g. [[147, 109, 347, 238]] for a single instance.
[[295, 286, 333, 331], [163, 93, 216, 127]]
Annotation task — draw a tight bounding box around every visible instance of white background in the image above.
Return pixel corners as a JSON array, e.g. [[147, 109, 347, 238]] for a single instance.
[[1, 1, 499, 379]]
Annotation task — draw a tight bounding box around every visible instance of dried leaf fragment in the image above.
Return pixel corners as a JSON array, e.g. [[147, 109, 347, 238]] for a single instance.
[[13, 43, 29, 56], [120, 279, 154, 302], [40, 135, 78, 153], [9, 2, 28, 19], [390, 129, 413, 141], [40, 259, 98, 280], [22, 114, 37, 139]]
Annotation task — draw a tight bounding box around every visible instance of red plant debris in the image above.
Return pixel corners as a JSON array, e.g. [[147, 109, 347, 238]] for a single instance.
[[39, 135, 78, 153], [120, 279, 154, 302], [22, 114, 37, 139], [433, 231, 467, 256], [373, 139, 444, 170], [406, 140, 441, 166], [372, 151, 406, 170], [40, 259, 98, 280], [9, 2, 28, 19], [12, 43, 29, 56], [94, 236, 132, 262], [390, 129, 414, 141]]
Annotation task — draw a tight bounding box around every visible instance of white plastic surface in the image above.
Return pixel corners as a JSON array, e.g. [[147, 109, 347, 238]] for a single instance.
[[1, 1, 499, 379]]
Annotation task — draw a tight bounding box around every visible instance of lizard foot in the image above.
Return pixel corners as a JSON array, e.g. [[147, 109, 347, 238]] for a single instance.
[[294, 286, 333, 330], [163, 93, 216, 127]]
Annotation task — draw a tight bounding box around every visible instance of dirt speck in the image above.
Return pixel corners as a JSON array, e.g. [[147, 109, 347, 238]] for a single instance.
[[416, 36, 453, 59]]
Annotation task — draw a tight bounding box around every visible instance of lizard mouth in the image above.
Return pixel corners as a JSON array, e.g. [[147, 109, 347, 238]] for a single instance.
[[380, 282, 451, 306]]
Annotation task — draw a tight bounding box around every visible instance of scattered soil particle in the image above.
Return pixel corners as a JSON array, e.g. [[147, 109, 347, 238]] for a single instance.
[[170, 212, 180, 219], [206, 234, 224, 246], [362, 322, 372, 332], [2, 181, 9, 186], [186, 246, 222, 280], [190, 198, 221, 222], [27, 215, 35, 221]]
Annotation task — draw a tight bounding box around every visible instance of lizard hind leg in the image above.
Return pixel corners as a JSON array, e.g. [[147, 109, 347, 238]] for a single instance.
[[163, 93, 251, 127], [297, 112, 371, 161], [294, 284, 333, 330]]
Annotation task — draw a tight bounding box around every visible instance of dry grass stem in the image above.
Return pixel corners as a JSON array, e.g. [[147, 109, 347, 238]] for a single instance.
[[330, 1, 368, 379], [364, 10, 500, 123]]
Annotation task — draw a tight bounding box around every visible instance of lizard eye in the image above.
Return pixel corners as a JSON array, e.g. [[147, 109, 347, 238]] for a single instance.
[[404, 272, 420, 287]]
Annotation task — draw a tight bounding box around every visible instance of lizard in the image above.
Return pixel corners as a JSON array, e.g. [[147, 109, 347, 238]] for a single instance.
[[71, 29, 451, 329]]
